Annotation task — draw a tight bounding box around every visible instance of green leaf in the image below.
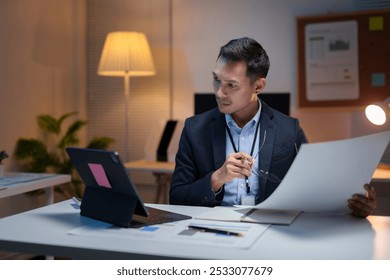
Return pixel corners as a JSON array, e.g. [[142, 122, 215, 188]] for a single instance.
[[58, 133, 80, 149], [37, 115, 60, 134], [58, 112, 78, 126], [67, 119, 87, 135], [13, 139, 53, 172], [58, 120, 86, 149], [87, 137, 115, 150], [14, 139, 47, 159]]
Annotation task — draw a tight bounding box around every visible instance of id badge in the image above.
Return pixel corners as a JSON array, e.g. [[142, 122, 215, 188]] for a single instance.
[[241, 193, 255, 206]]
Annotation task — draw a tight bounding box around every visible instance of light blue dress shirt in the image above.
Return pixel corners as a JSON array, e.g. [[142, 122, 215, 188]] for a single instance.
[[221, 100, 261, 205]]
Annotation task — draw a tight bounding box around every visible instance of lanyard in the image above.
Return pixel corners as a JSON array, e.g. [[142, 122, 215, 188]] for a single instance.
[[225, 119, 260, 193]]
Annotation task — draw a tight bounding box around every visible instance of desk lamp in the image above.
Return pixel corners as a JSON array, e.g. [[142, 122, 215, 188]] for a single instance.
[[365, 97, 390, 126], [98, 31, 155, 160]]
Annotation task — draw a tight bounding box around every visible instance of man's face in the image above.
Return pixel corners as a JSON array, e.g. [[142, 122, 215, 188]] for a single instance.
[[212, 57, 260, 116]]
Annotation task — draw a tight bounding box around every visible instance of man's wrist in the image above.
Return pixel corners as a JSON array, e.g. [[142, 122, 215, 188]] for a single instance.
[[212, 185, 223, 195], [211, 170, 225, 192]]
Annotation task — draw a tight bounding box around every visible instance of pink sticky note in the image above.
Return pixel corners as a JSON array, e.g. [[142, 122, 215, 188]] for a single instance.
[[88, 163, 112, 188]]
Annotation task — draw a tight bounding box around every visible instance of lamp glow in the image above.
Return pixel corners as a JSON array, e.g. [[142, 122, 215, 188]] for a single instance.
[[365, 104, 387, 125], [98, 31, 155, 160]]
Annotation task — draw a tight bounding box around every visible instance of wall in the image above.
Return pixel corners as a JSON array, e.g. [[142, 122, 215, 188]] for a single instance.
[[0, 0, 86, 216], [0, 0, 87, 167]]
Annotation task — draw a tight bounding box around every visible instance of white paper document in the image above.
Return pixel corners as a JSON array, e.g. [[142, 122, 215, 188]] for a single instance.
[[0, 172, 56, 187], [68, 219, 268, 249], [254, 131, 390, 214]]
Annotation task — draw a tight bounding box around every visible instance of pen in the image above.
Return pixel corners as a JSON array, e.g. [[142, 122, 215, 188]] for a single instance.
[[188, 225, 243, 237], [72, 196, 82, 206]]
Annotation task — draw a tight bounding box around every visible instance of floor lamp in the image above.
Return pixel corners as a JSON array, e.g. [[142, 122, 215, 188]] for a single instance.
[[97, 32, 156, 161]]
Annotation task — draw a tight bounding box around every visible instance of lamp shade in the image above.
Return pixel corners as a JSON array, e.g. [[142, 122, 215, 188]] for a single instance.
[[98, 31, 155, 77]]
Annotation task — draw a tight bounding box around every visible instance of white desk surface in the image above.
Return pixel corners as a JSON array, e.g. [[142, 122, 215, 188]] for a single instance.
[[0, 199, 389, 260], [0, 173, 71, 199], [125, 160, 175, 173]]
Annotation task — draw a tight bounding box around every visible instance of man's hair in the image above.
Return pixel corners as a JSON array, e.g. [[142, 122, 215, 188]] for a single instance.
[[217, 37, 270, 82]]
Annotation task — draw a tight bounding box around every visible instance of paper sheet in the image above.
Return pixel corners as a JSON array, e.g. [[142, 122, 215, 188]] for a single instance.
[[254, 131, 390, 214], [0, 173, 56, 187], [68, 219, 269, 249]]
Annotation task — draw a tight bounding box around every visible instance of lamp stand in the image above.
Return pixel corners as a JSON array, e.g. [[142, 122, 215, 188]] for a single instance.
[[124, 73, 130, 161]]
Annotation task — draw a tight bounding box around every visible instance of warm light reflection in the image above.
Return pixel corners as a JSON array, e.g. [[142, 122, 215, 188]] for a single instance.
[[365, 104, 387, 125], [369, 216, 390, 259]]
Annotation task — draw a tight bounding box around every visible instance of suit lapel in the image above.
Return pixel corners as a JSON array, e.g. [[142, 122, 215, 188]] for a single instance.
[[258, 102, 276, 197], [211, 112, 226, 170]]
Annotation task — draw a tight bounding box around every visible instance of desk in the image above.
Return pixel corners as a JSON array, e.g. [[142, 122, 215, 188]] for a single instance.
[[0, 199, 389, 260], [371, 167, 390, 216], [125, 160, 174, 204], [0, 173, 71, 205], [0, 173, 71, 259], [372, 167, 390, 182]]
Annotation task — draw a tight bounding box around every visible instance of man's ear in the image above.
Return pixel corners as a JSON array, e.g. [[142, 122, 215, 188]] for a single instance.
[[255, 78, 266, 93]]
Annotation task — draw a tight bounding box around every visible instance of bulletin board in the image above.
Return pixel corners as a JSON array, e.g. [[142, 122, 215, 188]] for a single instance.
[[297, 9, 390, 108]]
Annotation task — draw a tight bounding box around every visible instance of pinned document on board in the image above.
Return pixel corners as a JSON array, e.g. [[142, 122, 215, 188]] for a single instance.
[[254, 131, 390, 214]]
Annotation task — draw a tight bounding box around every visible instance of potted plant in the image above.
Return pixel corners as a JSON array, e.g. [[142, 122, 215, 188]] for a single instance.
[[0, 150, 9, 177], [13, 112, 114, 199]]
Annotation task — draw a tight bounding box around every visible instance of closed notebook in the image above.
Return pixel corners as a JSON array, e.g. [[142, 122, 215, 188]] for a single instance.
[[195, 206, 300, 225]]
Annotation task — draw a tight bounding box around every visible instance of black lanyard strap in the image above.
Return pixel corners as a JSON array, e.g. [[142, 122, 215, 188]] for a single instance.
[[225, 119, 261, 193], [225, 119, 260, 156]]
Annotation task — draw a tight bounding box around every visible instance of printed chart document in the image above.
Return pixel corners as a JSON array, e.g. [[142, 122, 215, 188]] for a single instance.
[[68, 219, 268, 249], [254, 131, 390, 214]]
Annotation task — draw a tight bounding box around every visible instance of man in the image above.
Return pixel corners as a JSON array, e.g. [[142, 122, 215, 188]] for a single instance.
[[169, 37, 376, 218]]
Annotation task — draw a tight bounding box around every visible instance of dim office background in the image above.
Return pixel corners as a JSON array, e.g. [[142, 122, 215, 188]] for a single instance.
[[1, 1, 389, 218]]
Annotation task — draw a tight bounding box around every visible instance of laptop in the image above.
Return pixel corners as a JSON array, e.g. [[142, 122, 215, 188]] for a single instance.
[[66, 147, 191, 228]]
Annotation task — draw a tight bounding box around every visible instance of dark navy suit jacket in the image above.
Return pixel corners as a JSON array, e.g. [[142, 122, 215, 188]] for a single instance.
[[169, 100, 308, 207]]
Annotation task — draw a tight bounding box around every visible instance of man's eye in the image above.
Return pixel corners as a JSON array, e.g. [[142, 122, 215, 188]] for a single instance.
[[229, 83, 237, 88]]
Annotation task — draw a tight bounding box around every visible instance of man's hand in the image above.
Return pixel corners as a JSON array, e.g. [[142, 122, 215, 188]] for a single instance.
[[348, 184, 377, 218], [211, 152, 254, 192]]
